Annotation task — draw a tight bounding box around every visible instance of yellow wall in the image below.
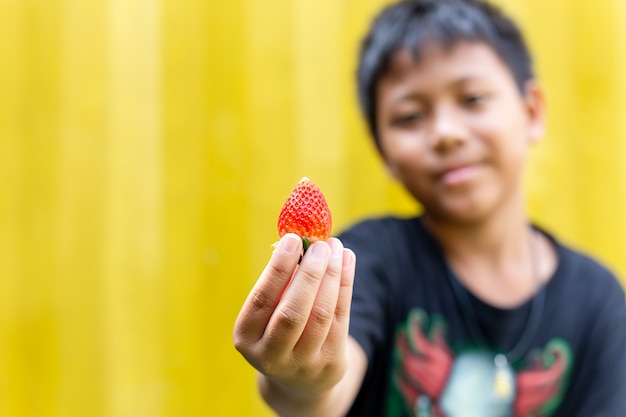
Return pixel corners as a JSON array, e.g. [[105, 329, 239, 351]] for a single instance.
[[1, 0, 624, 416]]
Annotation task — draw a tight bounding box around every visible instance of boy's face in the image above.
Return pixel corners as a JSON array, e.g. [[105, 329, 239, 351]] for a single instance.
[[375, 41, 544, 224]]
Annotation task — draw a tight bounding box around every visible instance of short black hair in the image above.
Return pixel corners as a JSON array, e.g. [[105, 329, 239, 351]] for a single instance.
[[357, 0, 535, 147]]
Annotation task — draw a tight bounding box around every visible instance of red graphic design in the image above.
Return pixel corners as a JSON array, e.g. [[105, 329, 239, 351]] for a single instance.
[[514, 341, 569, 416], [396, 310, 452, 417], [394, 309, 570, 417]]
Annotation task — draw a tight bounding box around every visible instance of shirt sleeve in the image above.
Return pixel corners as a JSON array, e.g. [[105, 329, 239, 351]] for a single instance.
[[566, 272, 626, 416]]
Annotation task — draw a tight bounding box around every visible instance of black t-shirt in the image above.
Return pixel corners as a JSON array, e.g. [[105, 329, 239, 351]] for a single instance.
[[339, 216, 626, 417]]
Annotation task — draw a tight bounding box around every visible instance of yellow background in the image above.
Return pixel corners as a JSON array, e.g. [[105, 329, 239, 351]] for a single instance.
[[1, 0, 625, 416]]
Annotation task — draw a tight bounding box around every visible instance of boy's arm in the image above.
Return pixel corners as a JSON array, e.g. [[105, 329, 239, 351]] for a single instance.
[[233, 234, 364, 417], [258, 336, 367, 417]]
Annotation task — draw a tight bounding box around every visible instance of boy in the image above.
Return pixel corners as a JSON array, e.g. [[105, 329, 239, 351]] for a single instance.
[[233, 0, 626, 416]]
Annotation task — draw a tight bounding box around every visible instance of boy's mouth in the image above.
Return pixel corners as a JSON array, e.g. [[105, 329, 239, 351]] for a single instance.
[[438, 164, 481, 187]]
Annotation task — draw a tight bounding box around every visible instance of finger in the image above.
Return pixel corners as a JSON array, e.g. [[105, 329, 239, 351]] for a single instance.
[[322, 247, 356, 353], [294, 238, 345, 356], [264, 240, 331, 354], [234, 234, 302, 347]]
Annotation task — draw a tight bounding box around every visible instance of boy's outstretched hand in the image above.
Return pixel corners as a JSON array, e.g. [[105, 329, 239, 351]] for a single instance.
[[233, 233, 357, 415]]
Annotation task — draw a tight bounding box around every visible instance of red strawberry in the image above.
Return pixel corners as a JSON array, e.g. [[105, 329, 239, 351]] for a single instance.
[[277, 177, 332, 252]]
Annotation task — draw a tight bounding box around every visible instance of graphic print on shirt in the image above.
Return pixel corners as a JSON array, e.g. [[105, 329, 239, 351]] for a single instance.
[[388, 309, 572, 417]]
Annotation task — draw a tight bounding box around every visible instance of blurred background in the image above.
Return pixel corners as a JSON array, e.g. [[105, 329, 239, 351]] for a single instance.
[[1, 0, 625, 416]]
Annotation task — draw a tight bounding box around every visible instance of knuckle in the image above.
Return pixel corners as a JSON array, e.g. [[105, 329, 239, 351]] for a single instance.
[[265, 260, 294, 281], [309, 304, 334, 327], [322, 360, 346, 384], [249, 289, 274, 313], [233, 325, 258, 356], [232, 321, 252, 353], [291, 360, 317, 379], [257, 355, 288, 377], [333, 300, 349, 319], [233, 332, 247, 353], [275, 304, 307, 332], [322, 357, 345, 376], [298, 267, 322, 290]]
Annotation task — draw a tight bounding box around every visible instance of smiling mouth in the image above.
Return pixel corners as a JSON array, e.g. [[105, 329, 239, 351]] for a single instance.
[[439, 164, 480, 186]]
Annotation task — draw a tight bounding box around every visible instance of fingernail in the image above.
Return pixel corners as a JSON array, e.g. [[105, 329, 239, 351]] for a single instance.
[[343, 249, 355, 270], [309, 241, 330, 260], [329, 238, 343, 259], [281, 234, 300, 255]]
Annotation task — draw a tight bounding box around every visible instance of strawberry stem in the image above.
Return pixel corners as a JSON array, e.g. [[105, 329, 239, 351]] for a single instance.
[[302, 237, 311, 254]]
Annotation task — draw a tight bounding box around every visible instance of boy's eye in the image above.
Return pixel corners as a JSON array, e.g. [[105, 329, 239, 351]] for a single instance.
[[392, 112, 425, 126], [461, 94, 487, 107]]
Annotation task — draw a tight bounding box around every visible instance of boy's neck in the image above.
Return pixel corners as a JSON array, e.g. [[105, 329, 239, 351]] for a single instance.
[[423, 192, 553, 307], [423, 193, 529, 260]]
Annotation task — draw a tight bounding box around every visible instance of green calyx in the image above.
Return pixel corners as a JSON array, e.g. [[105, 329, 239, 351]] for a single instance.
[[302, 237, 311, 253]]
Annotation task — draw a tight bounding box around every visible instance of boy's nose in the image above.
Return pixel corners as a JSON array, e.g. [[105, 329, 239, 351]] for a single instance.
[[429, 106, 467, 152]]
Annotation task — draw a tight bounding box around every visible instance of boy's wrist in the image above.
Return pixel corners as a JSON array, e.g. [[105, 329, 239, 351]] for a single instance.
[[258, 372, 342, 417]]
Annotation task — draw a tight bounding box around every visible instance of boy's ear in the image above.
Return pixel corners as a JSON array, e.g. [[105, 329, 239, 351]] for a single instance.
[[523, 80, 546, 143]]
